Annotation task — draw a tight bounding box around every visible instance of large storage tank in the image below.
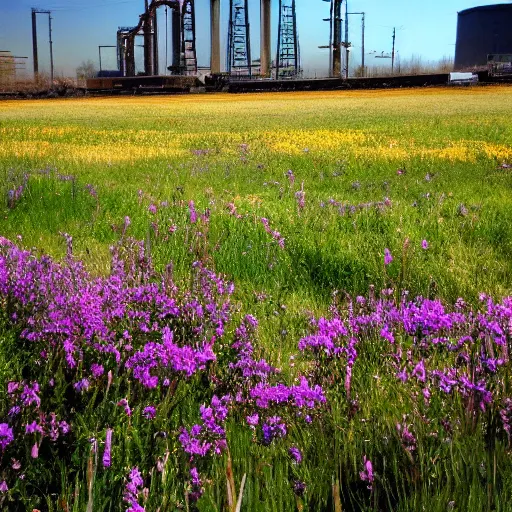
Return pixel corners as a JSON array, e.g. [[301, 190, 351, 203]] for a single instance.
[[454, 3, 512, 70]]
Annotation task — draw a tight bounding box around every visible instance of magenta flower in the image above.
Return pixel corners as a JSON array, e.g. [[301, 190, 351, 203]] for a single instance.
[[25, 421, 43, 435], [411, 361, 427, 382], [0, 424, 14, 451], [384, 248, 393, 265], [359, 456, 374, 490], [422, 239, 429, 250], [143, 406, 156, 420], [0, 481, 8, 492], [91, 363, 104, 378], [117, 399, 132, 416], [246, 413, 259, 427]]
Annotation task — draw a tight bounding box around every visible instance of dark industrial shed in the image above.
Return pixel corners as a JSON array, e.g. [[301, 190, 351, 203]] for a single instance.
[[454, 3, 512, 70]]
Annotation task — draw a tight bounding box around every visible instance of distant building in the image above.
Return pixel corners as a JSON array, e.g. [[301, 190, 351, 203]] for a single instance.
[[455, 4, 512, 70]]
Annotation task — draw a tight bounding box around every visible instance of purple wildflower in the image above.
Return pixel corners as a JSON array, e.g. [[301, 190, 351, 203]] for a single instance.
[[293, 480, 306, 496], [74, 378, 90, 392], [422, 239, 429, 250], [189, 467, 203, 502], [117, 399, 132, 417], [189, 201, 198, 224], [25, 421, 43, 435], [288, 446, 303, 464], [262, 416, 287, 445], [396, 423, 416, 452], [142, 406, 156, 420], [0, 424, 14, 451], [246, 413, 259, 427], [384, 248, 393, 266], [91, 363, 104, 378], [411, 361, 426, 383], [359, 456, 374, 490], [103, 428, 113, 468], [123, 466, 145, 512]]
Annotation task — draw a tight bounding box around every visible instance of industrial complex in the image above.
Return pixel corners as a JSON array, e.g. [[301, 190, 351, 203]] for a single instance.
[[16, 1, 512, 94]]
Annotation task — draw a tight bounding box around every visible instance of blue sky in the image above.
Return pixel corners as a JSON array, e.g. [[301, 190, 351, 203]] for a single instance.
[[1, 0, 510, 77]]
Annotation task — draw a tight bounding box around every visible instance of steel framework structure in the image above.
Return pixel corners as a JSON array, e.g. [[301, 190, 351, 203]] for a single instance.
[[227, 0, 252, 77], [276, 0, 300, 78], [118, 0, 197, 77], [182, 0, 197, 75]]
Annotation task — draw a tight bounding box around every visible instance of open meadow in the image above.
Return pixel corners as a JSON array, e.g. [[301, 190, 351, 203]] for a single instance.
[[1, 86, 512, 511]]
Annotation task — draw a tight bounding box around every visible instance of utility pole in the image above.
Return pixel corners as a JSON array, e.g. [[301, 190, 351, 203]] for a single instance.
[[344, 0, 349, 79], [31, 8, 53, 82], [31, 9, 38, 76], [48, 12, 53, 82], [48, 12, 54, 83], [391, 27, 396, 74], [332, 0, 342, 78], [362, 13, 365, 75], [347, 11, 365, 76]]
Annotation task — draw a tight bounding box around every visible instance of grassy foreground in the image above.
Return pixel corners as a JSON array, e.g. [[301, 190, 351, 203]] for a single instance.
[[0, 87, 512, 511]]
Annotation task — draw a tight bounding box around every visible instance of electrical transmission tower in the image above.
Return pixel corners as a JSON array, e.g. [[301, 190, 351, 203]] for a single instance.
[[276, 0, 300, 78], [227, 0, 251, 77]]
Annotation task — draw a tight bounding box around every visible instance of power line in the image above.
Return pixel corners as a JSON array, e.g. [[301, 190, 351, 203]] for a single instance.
[[42, 0, 137, 12]]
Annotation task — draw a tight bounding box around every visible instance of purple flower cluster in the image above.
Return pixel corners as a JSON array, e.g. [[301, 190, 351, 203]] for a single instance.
[[299, 289, 512, 450], [123, 467, 145, 512], [0, 424, 14, 451], [188, 467, 203, 502], [125, 326, 216, 387], [359, 456, 374, 490], [250, 377, 326, 411], [0, 235, 233, 389], [261, 218, 285, 249], [262, 416, 287, 445], [288, 446, 303, 464], [322, 196, 392, 216], [229, 315, 278, 382], [7, 179, 28, 209], [396, 423, 417, 452], [179, 395, 230, 458], [295, 182, 306, 211]]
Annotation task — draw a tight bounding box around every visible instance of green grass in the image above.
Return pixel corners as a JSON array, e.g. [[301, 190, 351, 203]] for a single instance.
[[1, 87, 512, 511]]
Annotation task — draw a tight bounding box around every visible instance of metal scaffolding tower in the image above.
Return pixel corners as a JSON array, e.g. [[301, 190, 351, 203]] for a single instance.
[[181, 0, 197, 75], [276, 0, 300, 78], [117, 26, 136, 76], [227, 0, 251, 77]]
